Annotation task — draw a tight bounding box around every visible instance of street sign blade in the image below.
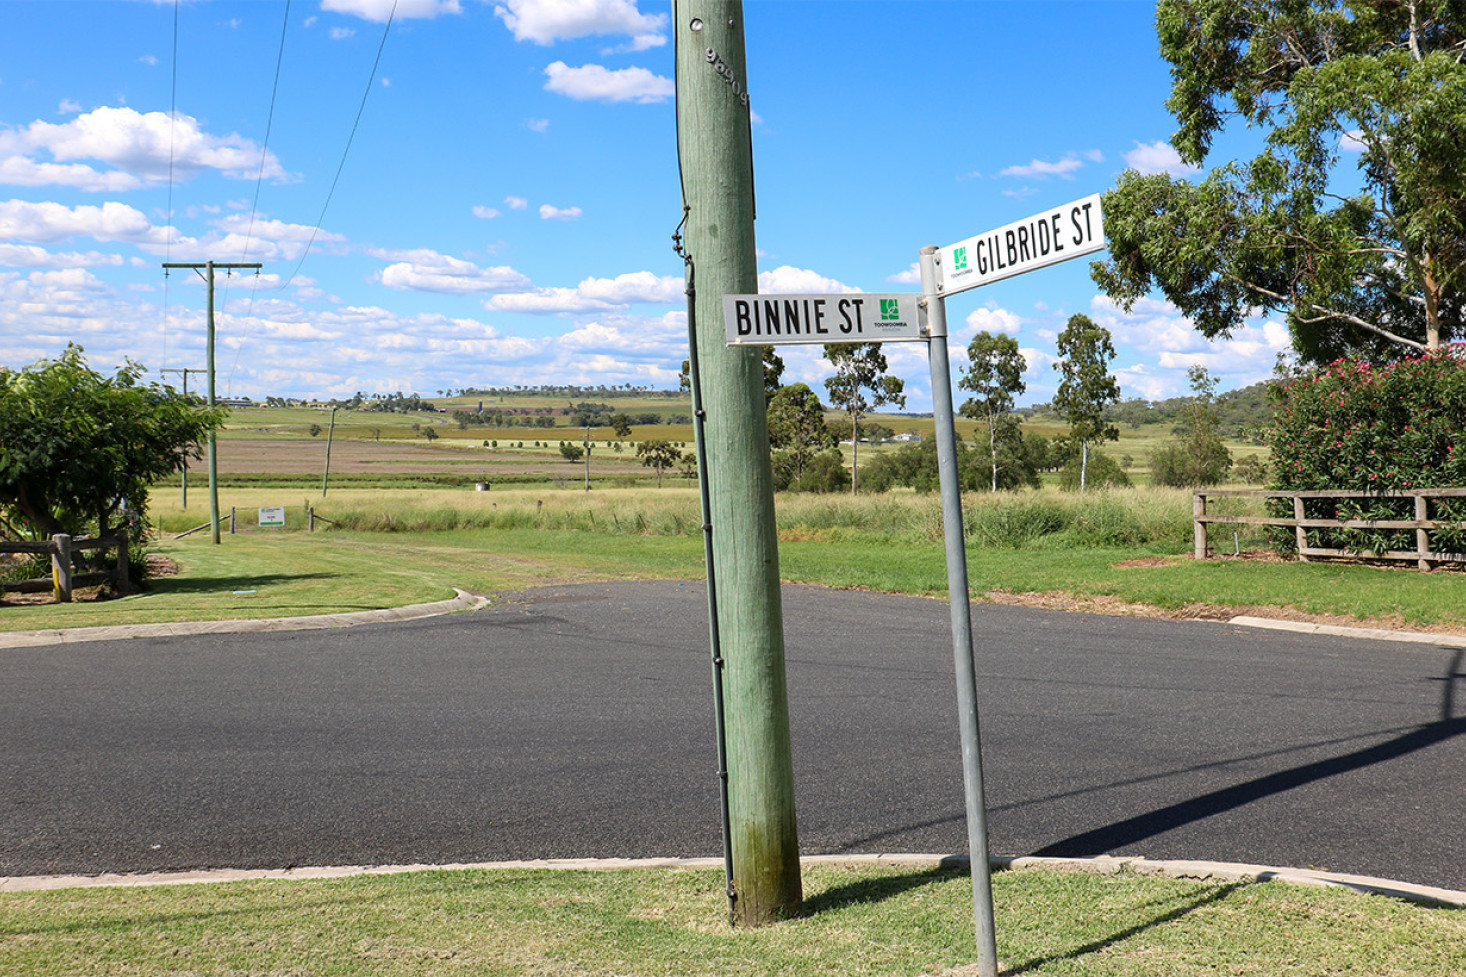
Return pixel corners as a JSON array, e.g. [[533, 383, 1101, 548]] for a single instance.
[[937, 193, 1105, 298], [723, 293, 925, 346]]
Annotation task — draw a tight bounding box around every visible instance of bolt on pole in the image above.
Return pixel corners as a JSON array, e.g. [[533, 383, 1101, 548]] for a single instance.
[[920, 245, 1000, 977]]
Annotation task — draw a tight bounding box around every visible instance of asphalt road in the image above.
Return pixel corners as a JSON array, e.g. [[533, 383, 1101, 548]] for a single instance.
[[3, 581, 1464, 890]]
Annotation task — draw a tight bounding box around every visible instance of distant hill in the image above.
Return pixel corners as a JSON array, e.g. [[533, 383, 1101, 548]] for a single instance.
[[1026, 381, 1273, 443]]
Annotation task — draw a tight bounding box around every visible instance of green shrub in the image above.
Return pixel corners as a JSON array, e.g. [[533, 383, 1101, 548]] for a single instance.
[[1268, 350, 1466, 553]]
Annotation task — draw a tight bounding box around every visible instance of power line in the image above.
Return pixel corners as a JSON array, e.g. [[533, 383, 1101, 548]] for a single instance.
[[161, 0, 180, 371], [276, 0, 397, 293], [226, 0, 293, 392]]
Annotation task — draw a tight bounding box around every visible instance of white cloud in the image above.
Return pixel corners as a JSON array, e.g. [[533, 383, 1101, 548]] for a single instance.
[[543, 61, 673, 103], [964, 307, 1023, 337], [321, 0, 461, 22], [504, 195, 528, 210], [58, 99, 82, 114], [539, 203, 582, 220], [1340, 129, 1367, 153], [886, 262, 921, 285], [472, 205, 501, 219], [1123, 140, 1201, 177], [1000, 156, 1086, 179], [0, 106, 292, 188], [485, 271, 682, 314], [330, 26, 357, 39], [525, 118, 550, 133], [0, 155, 142, 192], [0, 243, 124, 268], [0, 198, 165, 246], [494, 0, 666, 49], [757, 265, 859, 294], [374, 249, 532, 294]]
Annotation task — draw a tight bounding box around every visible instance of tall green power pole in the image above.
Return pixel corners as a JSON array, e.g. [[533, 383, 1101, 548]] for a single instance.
[[163, 261, 262, 544], [674, 0, 802, 926]]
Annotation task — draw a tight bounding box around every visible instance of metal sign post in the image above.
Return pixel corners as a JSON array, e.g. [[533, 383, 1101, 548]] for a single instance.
[[919, 247, 1000, 977]]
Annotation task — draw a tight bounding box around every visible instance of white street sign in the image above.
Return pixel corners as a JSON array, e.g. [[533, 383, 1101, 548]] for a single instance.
[[937, 193, 1104, 297], [724, 293, 925, 346]]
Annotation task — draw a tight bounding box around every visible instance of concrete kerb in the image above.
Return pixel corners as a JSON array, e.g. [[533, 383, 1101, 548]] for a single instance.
[[1228, 615, 1466, 649], [4, 854, 1463, 908], [0, 589, 490, 649]]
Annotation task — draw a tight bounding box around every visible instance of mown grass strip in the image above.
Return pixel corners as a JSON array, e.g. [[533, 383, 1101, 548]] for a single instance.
[[3, 865, 1463, 976]]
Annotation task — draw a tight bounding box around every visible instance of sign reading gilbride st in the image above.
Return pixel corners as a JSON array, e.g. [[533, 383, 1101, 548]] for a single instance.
[[723, 293, 925, 346], [937, 193, 1104, 298]]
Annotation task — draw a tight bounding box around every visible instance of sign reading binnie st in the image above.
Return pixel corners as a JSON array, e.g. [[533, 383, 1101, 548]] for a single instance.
[[723, 293, 925, 346]]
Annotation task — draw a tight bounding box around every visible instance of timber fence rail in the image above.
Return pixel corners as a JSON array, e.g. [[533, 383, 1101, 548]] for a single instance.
[[173, 505, 337, 539], [0, 533, 129, 602], [1194, 488, 1466, 571]]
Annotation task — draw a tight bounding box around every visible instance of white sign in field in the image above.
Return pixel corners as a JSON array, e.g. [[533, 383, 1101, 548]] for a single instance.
[[258, 506, 286, 528], [937, 193, 1104, 298], [723, 293, 925, 346]]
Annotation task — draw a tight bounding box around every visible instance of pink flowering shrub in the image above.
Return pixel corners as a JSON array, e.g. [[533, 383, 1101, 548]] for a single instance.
[[1267, 349, 1466, 555]]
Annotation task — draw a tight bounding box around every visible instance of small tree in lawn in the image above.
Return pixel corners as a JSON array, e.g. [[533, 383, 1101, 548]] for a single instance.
[[959, 331, 1028, 492], [0, 344, 224, 542], [559, 441, 583, 463], [637, 439, 681, 487], [823, 342, 905, 495], [1053, 314, 1121, 491]]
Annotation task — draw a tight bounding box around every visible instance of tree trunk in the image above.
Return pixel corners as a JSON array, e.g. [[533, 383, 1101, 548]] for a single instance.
[[1080, 440, 1089, 491]]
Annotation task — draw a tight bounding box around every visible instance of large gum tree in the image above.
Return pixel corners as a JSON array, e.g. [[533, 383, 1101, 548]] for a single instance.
[[1094, 0, 1466, 364]]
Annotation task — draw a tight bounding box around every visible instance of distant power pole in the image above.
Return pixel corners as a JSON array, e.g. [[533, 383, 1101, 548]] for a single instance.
[[160, 367, 206, 508], [675, 0, 803, 926], [163, 261, 262, 543]]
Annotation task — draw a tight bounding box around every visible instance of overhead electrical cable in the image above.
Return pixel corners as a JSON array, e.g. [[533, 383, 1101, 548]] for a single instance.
[[225, 0, 292, 393], [276, 0, 397, 294], [161, 0, 180, 372]]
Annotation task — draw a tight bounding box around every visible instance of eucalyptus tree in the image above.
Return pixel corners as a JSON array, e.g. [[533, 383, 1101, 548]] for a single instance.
[[1053, 315, 1121, 491], [823, 342, 905, 495], [959, 331, 1029, 492], [1094, 0, 1466, 364]]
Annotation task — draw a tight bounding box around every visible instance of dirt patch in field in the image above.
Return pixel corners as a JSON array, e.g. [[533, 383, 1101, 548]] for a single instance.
[[189, 439, 644, 476]]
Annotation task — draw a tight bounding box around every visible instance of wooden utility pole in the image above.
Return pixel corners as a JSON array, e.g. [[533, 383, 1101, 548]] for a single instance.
[[163, 261, 262, 543], [674, 0, 802, 926], [160, 367, 205, 508], [322, 407, 338, 497]]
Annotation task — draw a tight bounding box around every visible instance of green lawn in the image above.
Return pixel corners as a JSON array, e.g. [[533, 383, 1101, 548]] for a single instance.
[[3, 864, 1463, 977]]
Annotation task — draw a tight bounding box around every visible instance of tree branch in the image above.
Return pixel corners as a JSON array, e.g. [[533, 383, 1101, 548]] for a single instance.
[[1220, 271, 1428, 351]]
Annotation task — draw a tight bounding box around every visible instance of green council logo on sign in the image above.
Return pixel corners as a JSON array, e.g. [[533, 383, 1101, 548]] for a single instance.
[[880, 299, 902, 321]]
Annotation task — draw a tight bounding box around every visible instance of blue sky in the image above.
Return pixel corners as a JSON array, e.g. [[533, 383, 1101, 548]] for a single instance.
[[0, 0, 1293, 410]]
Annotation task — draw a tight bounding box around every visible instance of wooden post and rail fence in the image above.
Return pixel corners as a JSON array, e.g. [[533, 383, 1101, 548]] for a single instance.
[[0, 533, 129, 603], [1194, 487, 1466, 571]]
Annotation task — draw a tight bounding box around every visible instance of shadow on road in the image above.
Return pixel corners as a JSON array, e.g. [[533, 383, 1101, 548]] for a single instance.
[[1033, 650, 1466, 858]]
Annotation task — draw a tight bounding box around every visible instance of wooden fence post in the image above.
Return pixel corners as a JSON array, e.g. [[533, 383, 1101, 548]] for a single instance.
[[51, 533, 72, 602], [1294, 497, 1308, 562], [309, 505, 315, 532], [1193, 493, 1208, 560], [114, 533, 130, 591], [1416, 494, 1432, 572], [230, 507, 236, 534]]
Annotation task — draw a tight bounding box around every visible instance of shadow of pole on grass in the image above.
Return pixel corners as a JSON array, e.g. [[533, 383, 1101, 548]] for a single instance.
[[801, 860, 968, 916], [1001, 881, 1245, 975]]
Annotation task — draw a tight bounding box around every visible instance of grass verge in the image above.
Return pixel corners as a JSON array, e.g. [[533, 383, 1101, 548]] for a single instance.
[[3, 865, 1464, 976], [6, 486, 1465, 633]]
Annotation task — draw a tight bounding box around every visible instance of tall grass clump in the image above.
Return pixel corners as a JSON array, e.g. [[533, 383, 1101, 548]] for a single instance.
[[148, 484, 1211, 550]]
